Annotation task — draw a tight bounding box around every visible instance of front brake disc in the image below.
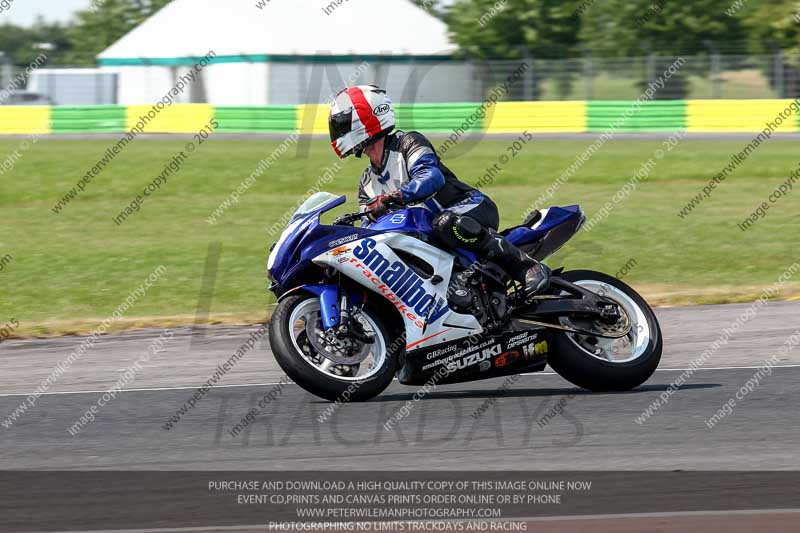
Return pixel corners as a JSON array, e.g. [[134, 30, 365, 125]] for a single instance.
[[305, 317, 371, 365]]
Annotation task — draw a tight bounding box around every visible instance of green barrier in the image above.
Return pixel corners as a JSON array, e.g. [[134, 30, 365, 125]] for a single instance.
[[587, 101, 687, 132], [3, 101, 755, 135], [51, 106, 127, 133], [214, 106, 297, 133], [395, 103, 483, 133]]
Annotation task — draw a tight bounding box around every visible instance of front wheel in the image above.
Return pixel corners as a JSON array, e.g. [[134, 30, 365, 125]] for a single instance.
[[269, 294, 401, 402], [548, 270, 662, 391]]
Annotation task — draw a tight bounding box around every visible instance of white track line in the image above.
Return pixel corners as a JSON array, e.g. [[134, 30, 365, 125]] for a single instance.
[[0, 364, 799, 399], [535, 363, 800, 373], [0, 381, 288, 398], [646, 364, 800, 371]]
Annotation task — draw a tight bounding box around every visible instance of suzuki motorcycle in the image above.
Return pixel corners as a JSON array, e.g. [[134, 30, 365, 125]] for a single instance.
[[267, 192, 662, 402]]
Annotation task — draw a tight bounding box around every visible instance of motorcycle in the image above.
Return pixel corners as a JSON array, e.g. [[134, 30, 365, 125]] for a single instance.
[[267, 192, 662, 401]]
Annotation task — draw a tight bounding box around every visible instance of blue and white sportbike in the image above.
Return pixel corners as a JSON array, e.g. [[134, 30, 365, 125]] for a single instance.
[[267, 192, 662, 401]]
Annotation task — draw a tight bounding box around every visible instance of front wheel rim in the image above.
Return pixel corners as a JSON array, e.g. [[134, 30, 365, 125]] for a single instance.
[[288, 298, 387, 382], [559, 280, 652, 364]]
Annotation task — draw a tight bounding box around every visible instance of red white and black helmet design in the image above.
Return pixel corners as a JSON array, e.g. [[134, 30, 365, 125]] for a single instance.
[[329, 85, 395, 158]]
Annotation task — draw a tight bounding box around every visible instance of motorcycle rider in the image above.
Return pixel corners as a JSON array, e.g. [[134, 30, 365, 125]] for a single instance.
[[328, 85, 550, 298]]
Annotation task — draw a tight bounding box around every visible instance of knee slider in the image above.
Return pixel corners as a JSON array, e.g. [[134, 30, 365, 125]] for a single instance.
[[433, 212, 488, 250], [452, 215, 485, 245], [433, 211, 460, 249]]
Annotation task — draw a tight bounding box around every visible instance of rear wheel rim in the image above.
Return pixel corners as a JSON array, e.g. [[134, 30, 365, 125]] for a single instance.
[[559, 280, 651, 364], [288, 299, 387, 382]]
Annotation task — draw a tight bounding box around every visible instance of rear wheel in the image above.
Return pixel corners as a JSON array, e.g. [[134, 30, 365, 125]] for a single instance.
[[269, 294, 401, 401], [548, 270, 662, 391]]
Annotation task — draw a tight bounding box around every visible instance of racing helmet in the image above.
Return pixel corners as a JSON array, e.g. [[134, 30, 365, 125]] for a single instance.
[[329, 85, 395, 158]]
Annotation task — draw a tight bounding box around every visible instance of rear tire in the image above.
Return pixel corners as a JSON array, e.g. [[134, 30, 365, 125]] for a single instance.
[[548, 270, 662, 391], [269, 294, 401, 402]]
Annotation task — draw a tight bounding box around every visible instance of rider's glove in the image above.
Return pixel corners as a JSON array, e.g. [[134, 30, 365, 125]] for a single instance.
[[366, 190, 404, 222], [383, 190, 405, 207]]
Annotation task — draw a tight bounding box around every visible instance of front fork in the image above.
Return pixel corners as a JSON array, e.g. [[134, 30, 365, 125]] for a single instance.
[[291, 284, 371, 340]]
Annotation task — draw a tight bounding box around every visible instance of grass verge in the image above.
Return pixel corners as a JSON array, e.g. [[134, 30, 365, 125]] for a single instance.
[[1, 135, 797, 336]]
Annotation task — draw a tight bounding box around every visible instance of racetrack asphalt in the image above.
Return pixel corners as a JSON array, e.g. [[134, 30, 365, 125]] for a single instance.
[[1, 301, 798, 471]]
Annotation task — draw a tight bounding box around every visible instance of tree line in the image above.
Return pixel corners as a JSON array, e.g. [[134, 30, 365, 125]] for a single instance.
[[5, 0, 798, 66], [1, 0, 170, 68]]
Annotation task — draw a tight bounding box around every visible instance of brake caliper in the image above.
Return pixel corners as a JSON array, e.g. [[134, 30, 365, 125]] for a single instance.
[[599, 303, 622, 323]]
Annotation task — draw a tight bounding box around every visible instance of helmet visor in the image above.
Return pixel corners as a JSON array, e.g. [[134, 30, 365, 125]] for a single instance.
[[328, 109, 353, 143]]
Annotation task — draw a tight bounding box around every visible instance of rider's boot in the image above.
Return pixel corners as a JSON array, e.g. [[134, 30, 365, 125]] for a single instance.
[[478, 232, 551, 299]]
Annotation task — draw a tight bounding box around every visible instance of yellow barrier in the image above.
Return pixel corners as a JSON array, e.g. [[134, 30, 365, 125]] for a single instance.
[[3, 100, 800, 136], [686, 99, 799, 133], [485, 101, 587, 133], [296, 104, 329, 135], [0, 106, 51, 134], [125, 104, 214, 134]]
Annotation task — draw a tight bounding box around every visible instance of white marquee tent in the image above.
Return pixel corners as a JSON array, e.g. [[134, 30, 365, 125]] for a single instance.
[[97, 0, 471, 105]]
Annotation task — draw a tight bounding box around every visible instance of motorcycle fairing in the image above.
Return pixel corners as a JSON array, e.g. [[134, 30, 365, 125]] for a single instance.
[[398, 328, 550, 385], [268, 201, 377, 296], [502, 205, 585, 260], [313, 232, 482, 350]]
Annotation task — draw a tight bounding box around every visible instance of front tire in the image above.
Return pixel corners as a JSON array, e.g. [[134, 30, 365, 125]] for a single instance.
[[269, 294, 400, 402], [548, 270, 662, 391]]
